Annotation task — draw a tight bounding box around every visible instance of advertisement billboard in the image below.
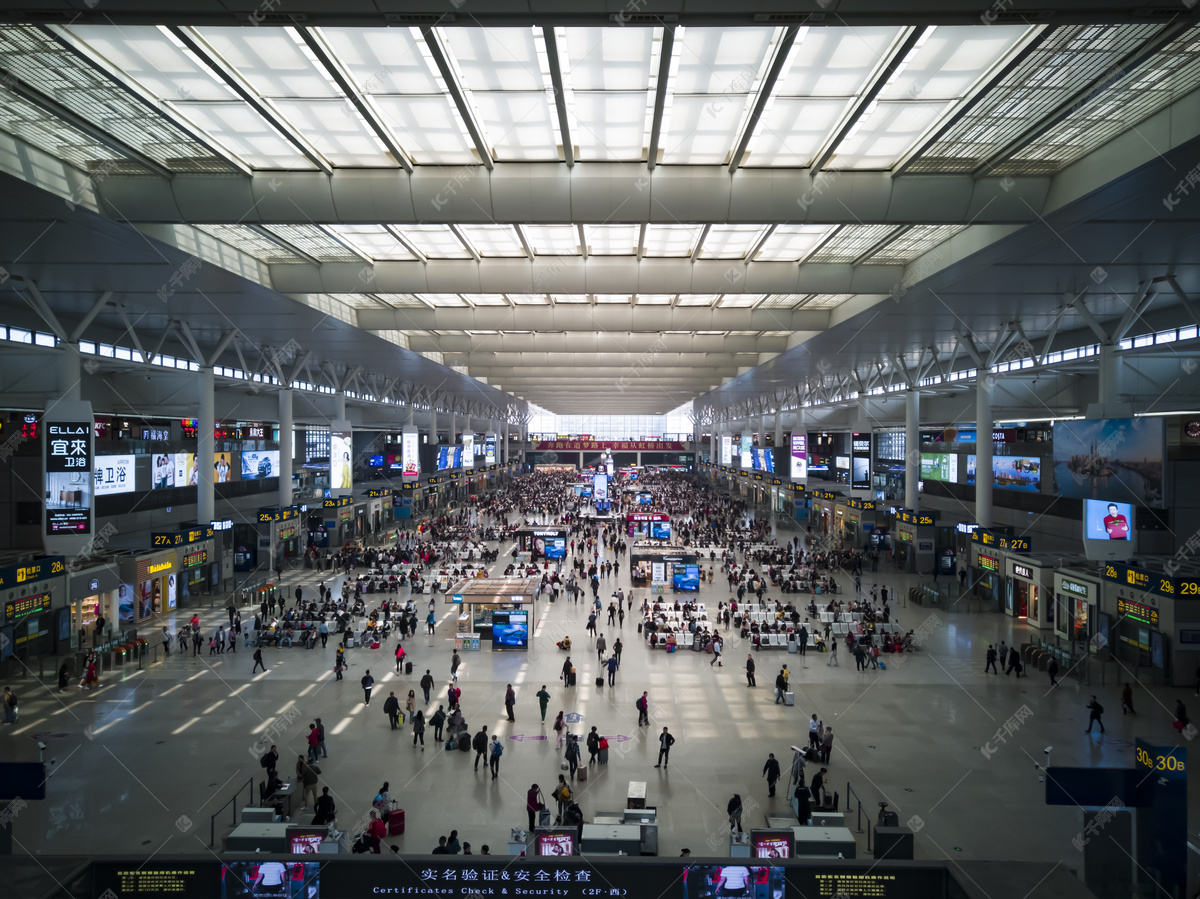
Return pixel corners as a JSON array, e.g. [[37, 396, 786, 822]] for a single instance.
[[720, 435, 733, 465], [462, 434, 474, 469], [919, 453, 958, 483], [485, 433, 497, 466], [492, 610, 528, 650], [1052, 416, 1165, 507], [852, 434, 871, 489], [241, 449, 278, 480], [330, 422, 352, 495], [1083, 498, 1135, 561], [740, 434, 752, 469], [152, 452, 175, 489], [94, 454, 136, 496], [174, 453, 197, 487], [213, 452, 235, 483], [966, 455, 1041, 492], [594, 473, 609, 502], [402, 430, 420, 478], [790, 433, 807, 479], [45, 417, 93, 536]]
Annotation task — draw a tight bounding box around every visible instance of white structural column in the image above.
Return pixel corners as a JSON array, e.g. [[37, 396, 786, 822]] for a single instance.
[[336, 391, 346, 421], [976, 378, 994, 528], [198, 367, 215, 524], [905, 390, 920, 510], [430, 407, 438, 448], [407, 405, 415, 427], [774, 413, 783, 451], [502, 421, 509, 463], [58, 345, 81, 402], [279, 387, 293, 508], [449, 409, 457, 448]]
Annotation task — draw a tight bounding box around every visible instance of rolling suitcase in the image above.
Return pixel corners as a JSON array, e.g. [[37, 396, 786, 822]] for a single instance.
[[405, 661, 413, 675], [784, 692, 795, 706], [576, 765, 588, 782], [596, 676, 604, 688], [568, 669, 577, 687], [598, 748, 608, 764], [388, 805, 405, 835], [458, 733, 471, 751]]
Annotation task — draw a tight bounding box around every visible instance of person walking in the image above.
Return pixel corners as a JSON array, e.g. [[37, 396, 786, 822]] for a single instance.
[[451, 652, 461, 682], [997, 641, 1008, 669], [636, 692, 650, 726], [315, 718, 327, 758], [383, 691, 401, 730], [727, 794, 744, 834], [362, 669, 375, 705], [774, 669, 788, 704], [613, 638, 623, 666], [473, 725, 490, 772], [405, 690, 417, 723], [412, 710, 425, 750], [827, 639, 839, 667], [394, 642, 405, 674], [1005, 646, 1023, 678], [307, 723, 320, 763], [820, 727, 834, 765], [710, 635, 723, 667], [1085, 695, 1106, 733], [489, 733, 504, 779], [1047, 657, 1060, 687], [762, 753, 781, 797], [334, 651, 345, 681], [565, 734, 581, 780], [252, 647, 267, 674], [604, 654, 618, 687], [985, 645, 998, 674], [421, 669, 435, 704], [537, 685, 551, 722], [596, 633, 607, 663], [655, 727, 675, 768], [553, 711, 566, 749], [297, 755, 320, 811], [745, 654, 756, 687], [318, 620, 329, 648], [1121, 682, 1136, 715], [505, 684, 516, 722], [586, 727, 601, 766]]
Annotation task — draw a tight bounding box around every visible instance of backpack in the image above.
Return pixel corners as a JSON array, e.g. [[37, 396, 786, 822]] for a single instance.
[[557, 784, 571, 802], [1092, 702, 1104, 715], [493, 741, 504, 757]]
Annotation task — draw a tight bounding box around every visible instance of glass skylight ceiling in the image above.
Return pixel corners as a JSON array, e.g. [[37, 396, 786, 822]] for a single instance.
[[0, 22, 1175, 177], [755, 225, 836, 262], [459, 225, 526, 257], [808, 225, 903, 263]]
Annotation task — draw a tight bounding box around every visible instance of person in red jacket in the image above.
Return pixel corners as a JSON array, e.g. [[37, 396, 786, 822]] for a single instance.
[[366, 810, 387, 853]]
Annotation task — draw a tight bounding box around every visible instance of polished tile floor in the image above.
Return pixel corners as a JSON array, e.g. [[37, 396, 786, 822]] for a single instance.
[[2, 514, 1194, 867]]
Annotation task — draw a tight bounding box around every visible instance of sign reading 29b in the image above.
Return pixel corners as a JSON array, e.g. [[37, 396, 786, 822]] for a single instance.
[[45, 421, 93, 536]]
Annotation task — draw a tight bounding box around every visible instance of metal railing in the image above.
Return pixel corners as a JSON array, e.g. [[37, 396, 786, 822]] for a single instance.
[[209, 778, 254, 848], [844, 781, 866, 834]]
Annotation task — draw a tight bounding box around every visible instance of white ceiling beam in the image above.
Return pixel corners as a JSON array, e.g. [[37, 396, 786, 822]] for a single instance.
[[646, 25, 675, 170], [542, 27, 573, 167]]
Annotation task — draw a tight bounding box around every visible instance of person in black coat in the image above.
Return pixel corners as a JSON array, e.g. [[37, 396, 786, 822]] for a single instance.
[[762, 753, 781, 797], [312, 787, 336, 825], [745, 654, 756, 687], [383, 692, 401, 730], [727, 794, 744, 834]]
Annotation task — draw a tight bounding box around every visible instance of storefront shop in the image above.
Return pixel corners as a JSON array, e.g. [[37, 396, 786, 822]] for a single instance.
[[1005, 556, 1053, 627], [843, 498, 876, 546], [812, 490, 843, 536], [67, 561, 122, 650], [1, 556, 65, 663], [972, 547, 1002, 606], [1053, 570, 1101, 659], [118, 549, 177, 624], [446, 577, 538, 649]]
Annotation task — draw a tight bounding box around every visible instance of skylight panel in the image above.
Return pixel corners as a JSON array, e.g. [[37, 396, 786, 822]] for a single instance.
[[584, 225, 641, 255], [459, 225, 525, 257], [756, 225, 835, 262], [523, 225, 580, 255], [643, 224, 704, 257]]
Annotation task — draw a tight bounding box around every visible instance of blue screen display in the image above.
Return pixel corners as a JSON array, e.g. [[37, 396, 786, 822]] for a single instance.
[[492, 611, 528, 649], [651, 522, 671, 540], [672, 564, 699, 591]]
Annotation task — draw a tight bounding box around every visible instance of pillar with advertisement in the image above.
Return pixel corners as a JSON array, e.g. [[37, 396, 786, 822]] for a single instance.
[[330, 420, 352, 497], [43, 401, 95, 557]]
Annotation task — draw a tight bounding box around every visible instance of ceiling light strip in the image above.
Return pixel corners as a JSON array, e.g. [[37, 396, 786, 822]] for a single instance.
[[726, 25, 801, 175], [298, 27, 413, 173], [422, 27, 494, 171], [167, 26, 333, 175], [542, 28, 574, 166], [810, 26, 927, 178], [646, 25, 676, 170]]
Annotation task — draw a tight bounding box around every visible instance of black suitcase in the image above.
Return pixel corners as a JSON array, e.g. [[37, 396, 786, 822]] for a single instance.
[[568, 671, 577, 686], [405, 661, 413, 675], [458, 733, 471, 752], [595, 676, 603, 688]]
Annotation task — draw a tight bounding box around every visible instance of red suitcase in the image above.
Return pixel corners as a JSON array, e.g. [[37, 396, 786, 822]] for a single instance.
[[388, 804, 405, 835]]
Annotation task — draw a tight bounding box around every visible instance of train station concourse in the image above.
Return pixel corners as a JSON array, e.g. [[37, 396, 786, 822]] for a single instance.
[[0, 1, 1198, 898]]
